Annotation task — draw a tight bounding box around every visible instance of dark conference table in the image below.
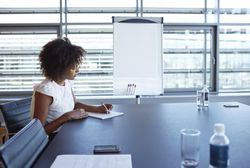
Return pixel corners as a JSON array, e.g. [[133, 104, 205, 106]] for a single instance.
[[33, 102, 250, 168]]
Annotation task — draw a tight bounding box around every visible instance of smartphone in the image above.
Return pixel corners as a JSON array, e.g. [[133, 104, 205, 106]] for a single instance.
[[223, 104, 239, 108], [93, 145, 121, 154]]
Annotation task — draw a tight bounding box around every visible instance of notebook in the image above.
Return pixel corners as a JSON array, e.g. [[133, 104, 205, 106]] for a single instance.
[[87, 111, 124, 120]]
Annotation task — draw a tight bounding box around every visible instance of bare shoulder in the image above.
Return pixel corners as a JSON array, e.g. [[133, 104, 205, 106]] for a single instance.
[[35, 91, 53, 105]]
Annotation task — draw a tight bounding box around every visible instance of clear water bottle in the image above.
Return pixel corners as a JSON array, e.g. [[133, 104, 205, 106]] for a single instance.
[[196, 90, 203, 109], [209, 123, 230, 168], [202, 85, 209, 107]]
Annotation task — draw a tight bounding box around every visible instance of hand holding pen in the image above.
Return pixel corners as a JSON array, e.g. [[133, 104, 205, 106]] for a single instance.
[[101, 103, 113, 114]]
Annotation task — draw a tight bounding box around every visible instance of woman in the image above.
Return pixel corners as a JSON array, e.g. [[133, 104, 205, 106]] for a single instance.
[[32, 37, 112, 137]]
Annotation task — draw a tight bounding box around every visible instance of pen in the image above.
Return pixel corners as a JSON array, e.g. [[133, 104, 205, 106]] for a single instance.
[[102, 103, 110, 113]]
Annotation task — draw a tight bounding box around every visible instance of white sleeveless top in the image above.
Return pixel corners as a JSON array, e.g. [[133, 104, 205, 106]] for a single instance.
[[31, 79, 75, 126]]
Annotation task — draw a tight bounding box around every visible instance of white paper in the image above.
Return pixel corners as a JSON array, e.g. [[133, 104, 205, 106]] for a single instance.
[[87, 111, 124, 120], [50, 154, 132, 168]]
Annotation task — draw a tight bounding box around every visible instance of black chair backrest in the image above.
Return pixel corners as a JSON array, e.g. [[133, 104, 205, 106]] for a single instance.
[[0, 97, 32, 134], [0, 118, 49, 168]]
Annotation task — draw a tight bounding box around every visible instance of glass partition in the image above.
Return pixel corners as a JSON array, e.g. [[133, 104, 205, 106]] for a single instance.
[[163, 26, 213, 90], [219, 26, 250, 91]]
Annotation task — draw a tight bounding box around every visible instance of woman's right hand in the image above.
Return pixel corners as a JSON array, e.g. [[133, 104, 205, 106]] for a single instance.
[[65, 108, 88, 121]]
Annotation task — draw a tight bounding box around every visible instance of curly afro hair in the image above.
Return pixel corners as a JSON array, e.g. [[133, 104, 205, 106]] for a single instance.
[[39, 37, 86, 80]]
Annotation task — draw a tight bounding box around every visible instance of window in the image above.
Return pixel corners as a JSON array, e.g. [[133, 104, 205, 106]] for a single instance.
[[66, 0, 137, 23], [219, 26, 250, 91], [143, 0, 205, 23], [1, 0, 250, 96], [0, 0, 60, 23], [220, 0, 250, 23], [67, 25, 113, 95], [0, 26, 59, 94], [163, 26, 215, 91]]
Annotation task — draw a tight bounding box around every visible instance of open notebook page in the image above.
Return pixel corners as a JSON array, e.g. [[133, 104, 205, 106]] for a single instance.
[[87, 111, 124, 120]]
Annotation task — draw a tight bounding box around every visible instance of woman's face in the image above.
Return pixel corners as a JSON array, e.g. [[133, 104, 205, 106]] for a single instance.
[[65, 64, 80, 80]]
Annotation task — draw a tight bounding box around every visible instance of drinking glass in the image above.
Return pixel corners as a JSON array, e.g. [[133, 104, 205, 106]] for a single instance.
[[181, 129, 200, 168]]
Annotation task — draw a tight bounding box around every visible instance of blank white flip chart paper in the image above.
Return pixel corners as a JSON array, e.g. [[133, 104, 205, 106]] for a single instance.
[[113, 17, 163, 96]]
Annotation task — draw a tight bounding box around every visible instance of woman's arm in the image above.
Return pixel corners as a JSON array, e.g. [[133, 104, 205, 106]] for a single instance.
[[74, 102, 113, 113], [33, 91, 87, 134], [72, 89, 112, 113]]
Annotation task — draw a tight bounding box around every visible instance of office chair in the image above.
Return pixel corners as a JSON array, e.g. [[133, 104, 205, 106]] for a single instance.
[[0, 118, 49, 168], [0, 97, 32, 138]]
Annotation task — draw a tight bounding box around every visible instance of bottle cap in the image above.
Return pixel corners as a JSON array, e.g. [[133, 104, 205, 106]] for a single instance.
[[214, 123, 225, 133]]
